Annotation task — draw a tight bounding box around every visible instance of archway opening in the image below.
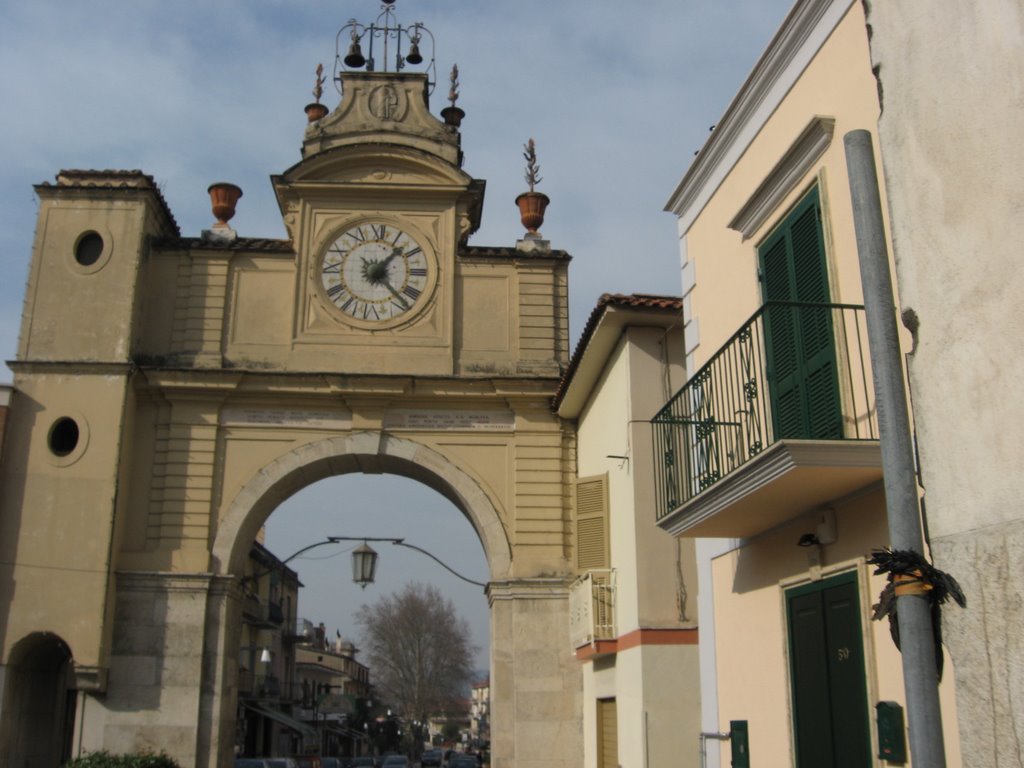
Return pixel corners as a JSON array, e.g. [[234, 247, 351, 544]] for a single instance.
[[234, 468, 490, 760], [2, 633, 76, 767]]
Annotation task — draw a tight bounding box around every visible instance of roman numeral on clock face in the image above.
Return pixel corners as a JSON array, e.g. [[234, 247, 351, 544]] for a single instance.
[[371, 224, 388, 240], [402, 285, 422, 301], [409, 267, 427, 277]]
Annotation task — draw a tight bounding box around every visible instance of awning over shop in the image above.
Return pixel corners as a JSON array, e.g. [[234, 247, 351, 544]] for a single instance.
[[243, 702, 317, 741], [320, 693, 355, 715]]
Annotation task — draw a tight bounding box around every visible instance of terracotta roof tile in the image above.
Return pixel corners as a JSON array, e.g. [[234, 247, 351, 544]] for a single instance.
[[155, 236, 295, 253], [36, 169, 181, 236], [459, 245, 572, 261], [553, 293, 683, 410]]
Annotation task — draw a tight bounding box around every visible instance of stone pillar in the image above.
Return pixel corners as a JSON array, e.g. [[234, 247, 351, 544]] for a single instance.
[[84, 573, 215, 765], [489, 579, 583, 768], [196, 576, 243, 768]]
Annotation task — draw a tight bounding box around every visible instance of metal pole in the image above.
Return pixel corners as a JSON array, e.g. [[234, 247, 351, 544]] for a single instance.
[[844, 129, 946, 767]]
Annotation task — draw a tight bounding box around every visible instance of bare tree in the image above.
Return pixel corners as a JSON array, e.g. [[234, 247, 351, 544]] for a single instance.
[[357, 582, 477, 721]]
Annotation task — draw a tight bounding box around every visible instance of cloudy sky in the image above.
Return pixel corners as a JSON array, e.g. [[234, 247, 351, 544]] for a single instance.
[[0, 0, 795, 670]]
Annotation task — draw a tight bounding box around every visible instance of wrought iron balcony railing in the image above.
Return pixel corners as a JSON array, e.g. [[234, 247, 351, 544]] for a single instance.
[[569, 569, 616, 649], [241, 595, 285, 627], [652, 302, 876, 520], [237, 673, 282, 700]]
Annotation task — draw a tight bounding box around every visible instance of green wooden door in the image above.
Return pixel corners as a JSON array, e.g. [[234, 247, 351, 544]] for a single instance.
[[759, 188, 842, 439], [786, 572, 871, 768]]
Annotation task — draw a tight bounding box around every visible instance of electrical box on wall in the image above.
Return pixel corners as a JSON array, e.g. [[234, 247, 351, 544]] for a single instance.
[[876, 701, 907, 763], [730, 720, 750, 768]]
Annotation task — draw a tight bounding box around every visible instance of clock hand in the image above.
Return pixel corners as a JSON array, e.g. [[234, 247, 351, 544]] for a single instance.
[[380, 276, 410, 309], [380, 246, 404, 270]]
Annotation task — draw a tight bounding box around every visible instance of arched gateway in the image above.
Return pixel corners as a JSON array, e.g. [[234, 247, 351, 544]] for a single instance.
[[0, 29, 582, 768]]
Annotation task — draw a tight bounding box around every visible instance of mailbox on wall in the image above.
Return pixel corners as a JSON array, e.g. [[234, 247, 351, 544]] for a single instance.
[[875, 701, 907, 763], [730, 720, 750, 768]]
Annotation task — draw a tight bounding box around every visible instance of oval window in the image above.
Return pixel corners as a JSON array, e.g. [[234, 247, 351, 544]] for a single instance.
[[48, 417, 80, 457], [74, 232, 104, 267]]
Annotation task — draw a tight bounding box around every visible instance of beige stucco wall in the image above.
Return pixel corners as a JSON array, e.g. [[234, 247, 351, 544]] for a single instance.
[[583, 644, 701, 768], [0, 373, 130, 669], [573, 319, 700, 768], [672, 2, 964, 765], [683, 2, 886, 370], [865, 3, 1024, 765], [575, 326, 693, 630], [709, 490, 961, 767]]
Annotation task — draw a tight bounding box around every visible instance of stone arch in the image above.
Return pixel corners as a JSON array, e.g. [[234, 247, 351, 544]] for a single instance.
[[0, 632, 76, 767], [212, 430, 511, 579]]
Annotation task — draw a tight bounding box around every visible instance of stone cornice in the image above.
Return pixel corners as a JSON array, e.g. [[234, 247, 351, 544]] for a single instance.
[[657, 438, 881, 537], [131, 368, 560, 398], [664, 0, 852, 232], [7, 360, 134, 376], [728, 116, 835, 239], [115, 571, 218, 592], [486, 577, 573, 605]]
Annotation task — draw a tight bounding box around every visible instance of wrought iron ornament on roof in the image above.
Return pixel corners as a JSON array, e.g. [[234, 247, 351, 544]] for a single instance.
[[867, 547, 966, 681], [334, 0, 437, 94]]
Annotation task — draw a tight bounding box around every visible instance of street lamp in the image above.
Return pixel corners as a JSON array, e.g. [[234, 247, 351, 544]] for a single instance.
[[351, 542, 378, 588], [245, 536, 486, 591]]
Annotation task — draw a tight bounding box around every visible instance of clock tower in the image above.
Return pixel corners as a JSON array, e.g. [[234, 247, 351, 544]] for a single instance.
[[0, 4, 580, 768], [276, 66, 489, 376]]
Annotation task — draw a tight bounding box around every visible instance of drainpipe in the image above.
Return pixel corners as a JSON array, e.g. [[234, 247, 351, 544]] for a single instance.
[[844, 129, 946, 767]]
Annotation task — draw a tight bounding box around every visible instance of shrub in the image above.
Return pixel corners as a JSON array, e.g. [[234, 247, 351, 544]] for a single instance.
[[63, 750, 181, 768]]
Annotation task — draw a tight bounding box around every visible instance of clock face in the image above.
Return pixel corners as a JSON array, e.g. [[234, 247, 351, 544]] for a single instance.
[[319, 222, 432, 324]]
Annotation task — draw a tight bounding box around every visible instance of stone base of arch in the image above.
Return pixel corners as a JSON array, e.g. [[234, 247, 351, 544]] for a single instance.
[[67, 572, 234, 767], [488, 578, 582, 768], [63, 572, 584, 768]]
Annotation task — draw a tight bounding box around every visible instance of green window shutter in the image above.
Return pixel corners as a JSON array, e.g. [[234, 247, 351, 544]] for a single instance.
[[575, 474, 609, 572], [759, 187, 842, 440]]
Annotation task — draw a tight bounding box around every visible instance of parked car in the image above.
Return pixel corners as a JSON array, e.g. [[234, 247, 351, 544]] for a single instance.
[[320, 758, 343, 768], [447, 755, 477, 768], [295, 758, 322, 768], [381, 756, 409, 768], [420, 749, 443, 767], [234, 761, 270, 768], [351, 756, 377, 768], [265, 760, 300, 768]]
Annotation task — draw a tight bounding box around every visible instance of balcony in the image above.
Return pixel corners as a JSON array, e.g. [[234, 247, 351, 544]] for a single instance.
[[652, 302, 882, 538], [241, 594, 285, 628], [569, 569, 616, 651]]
